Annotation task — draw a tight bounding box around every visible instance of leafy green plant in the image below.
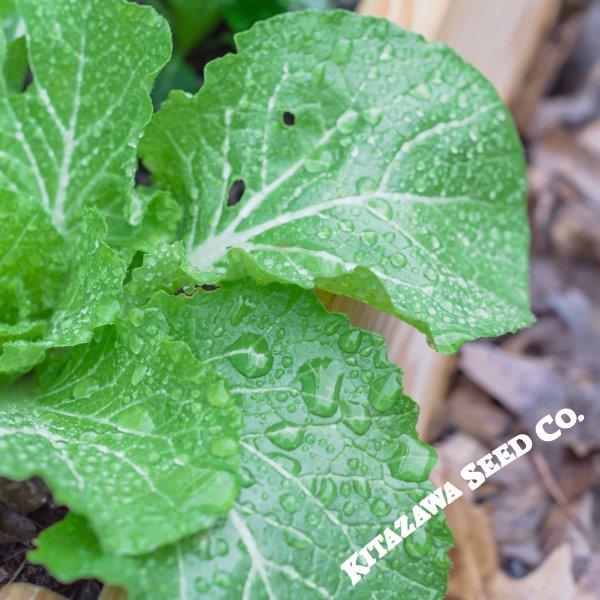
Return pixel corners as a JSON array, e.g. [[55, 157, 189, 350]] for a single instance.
[[0, 1, 531, 598]]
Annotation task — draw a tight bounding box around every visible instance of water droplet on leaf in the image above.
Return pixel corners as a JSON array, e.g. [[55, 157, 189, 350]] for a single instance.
[[266, 422, 304, 451], [298, 358, 343, 417], [210, 436, 238, 457], [226, 334, 273, 378], [368, 372, 402, 411], [336, 110, 358, 134], [387, 434, 436, 481]]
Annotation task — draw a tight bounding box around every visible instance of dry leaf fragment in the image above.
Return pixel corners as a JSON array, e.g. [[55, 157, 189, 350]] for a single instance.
[[488, 544, 578, 599], [434, 434, 499, 600]]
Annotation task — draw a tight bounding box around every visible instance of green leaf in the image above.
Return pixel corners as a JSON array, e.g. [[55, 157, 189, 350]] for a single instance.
[[31, 281, 452, 598], [0, 318, 46, 345], [0, 210, 126, 375], [0, 188, 68, 322], [107, 188, 183, 263], [124, 242, 197, 309], [141, 10, 532, 353], [0, 307, 240, 555], [0, 0, 171, 234]]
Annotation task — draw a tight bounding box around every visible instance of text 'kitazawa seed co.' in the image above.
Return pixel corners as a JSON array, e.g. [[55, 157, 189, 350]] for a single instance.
[[341, 408, 585, 585]]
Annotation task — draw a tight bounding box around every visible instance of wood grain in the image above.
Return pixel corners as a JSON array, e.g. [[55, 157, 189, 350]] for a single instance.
[[0, 584, 68, 600]]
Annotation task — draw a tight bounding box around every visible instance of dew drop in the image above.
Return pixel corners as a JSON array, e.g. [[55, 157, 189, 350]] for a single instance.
[[363, 107, 383, 125], [129, 335, 144, 355], [342, 501, 356, 516], [206, 379, 232, 408], [370, 498, 391, 516], [389, 253, 408, 268], [210, 436, 238, 457], [387, 434, 436, 482], [344, 414, 372, 435], [332, 38, 352, 64], [225, 334, 273, 378], [368, 372, 402, 411], [347, 458, 360, 471], [266, 422, 304, 451], [338, 328, 362, 354], [353, 479, 371, 500], [367, 197, 393, 219], [475, 307, 490, 319], [305, 149, 333, 173], [312, 63, 326, 83], [131, 365, 146, 386], [215, 539, 229, 556], [94, 301, 120, 324], [356, 176, 377, 194], [80, 431, 98, 443], [336, 109, 359, 134], [315, 477, 337, 506], [404, 527, 433, 558], [284, 530, 311, 549], [353, 249, 368, 263], [214, 571, 233, 587], [361, 230, 378, 246], [280, 493, 300, 514], [72, 377, 99, 399], [147, 450, 161, 464], [298, 358, 343, 417], [424, 267, 439, 283]]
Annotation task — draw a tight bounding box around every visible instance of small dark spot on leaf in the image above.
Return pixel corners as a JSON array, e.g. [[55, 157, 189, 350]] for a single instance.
[[201, 284, 219, 292], [135, 160, 151, 186], [227, 179, 245, 206], [22, 68, 34, 92], [283, 111, 296, 126]]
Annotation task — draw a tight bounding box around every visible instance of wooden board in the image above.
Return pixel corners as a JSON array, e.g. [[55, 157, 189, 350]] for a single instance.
[[0, 584, 67, 600], [358, 0, 561, 104]]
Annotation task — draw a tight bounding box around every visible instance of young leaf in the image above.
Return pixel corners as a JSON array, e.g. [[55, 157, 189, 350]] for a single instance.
[[0, 189, 68, 322], [0, 211, 126, 375], [0, 318, 46, 345], [107, 188, 183, 263], [141, 10, 532, 353], [0, 191, 179, 373], [124, 242, 197, 309], [0, 0, 170, 234], [0, 307, 240, 554], [31, 281, 452, 598]]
